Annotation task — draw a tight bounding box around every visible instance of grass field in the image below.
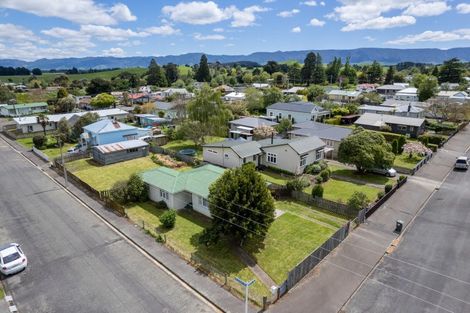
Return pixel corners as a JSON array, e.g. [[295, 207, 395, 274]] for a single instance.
[[67, 156, 159, 191], [259, 170, 294, 186], [305, 178, 381, 203], [17, 136, 76, 159], [394, 154, 423, 170], [162, 136, 225, 160], [328, 164, 395, 185]]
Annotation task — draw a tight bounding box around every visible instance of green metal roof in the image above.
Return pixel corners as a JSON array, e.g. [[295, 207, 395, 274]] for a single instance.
[[142, 164, 225, 198], [1, 102, 48, 109]]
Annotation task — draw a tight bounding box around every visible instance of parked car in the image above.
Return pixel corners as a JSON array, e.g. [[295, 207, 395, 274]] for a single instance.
[[0, 243, 27, 276], [370, 167, 397, 177], [66, 145, 80, 154], [454, 156, 469, 170]]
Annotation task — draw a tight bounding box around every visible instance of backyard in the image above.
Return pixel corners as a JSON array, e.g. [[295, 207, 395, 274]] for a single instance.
[[162, 136, 225, 160], [17, 136, 76, 159]]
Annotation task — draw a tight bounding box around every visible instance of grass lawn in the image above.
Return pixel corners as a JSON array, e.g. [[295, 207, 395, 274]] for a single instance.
[[125, 203, 270, 303], [305, 178, 381, 203], [259, 170, 294, 186], [0, 285, 4, 299], [162, 136, 225, 160], [67, 156, 159, 191], [244, 212, 337, 285], [394, 154, 424, 170], [17, 136, 76, 159], [328, 164, 395, 186]]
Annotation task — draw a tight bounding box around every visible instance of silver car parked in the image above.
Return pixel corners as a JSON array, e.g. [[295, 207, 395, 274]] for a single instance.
[[0, 243, 27, 276]]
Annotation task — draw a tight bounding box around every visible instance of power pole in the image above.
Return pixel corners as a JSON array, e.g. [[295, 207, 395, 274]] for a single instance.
[[54, 135, 68, 188]]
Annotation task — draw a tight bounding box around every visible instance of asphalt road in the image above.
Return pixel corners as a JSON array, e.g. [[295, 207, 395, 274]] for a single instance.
[[0, 140, 215, 313], [345, 157, 470, 313]]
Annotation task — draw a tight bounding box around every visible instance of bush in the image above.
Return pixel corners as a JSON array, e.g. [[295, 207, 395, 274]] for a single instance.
[[311, 184, 324, 198], [159, 210, 176, 229], [127, 174, 148, 202], [347, 191, 369, 211], [155, 200, 168, 210], [427, 143, 438, 152], [377, 191, 385, 200], [318, 160, 328, 171], [385, 183, 393, 193], [286, 177, 310, 192], [418, 134, 446, 146], [315, 176, 323, 184], [325, 116, 341, 125], [319, 170, 330, 182], [304, 164, 321, 174], [32, 135, 46, 148], [398, 175, 407, 182], [110, 181, 128, 204]]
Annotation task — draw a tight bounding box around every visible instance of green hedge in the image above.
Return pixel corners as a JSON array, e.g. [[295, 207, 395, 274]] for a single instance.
[[373, 131, 404, 142], [427, 143, 438, 152], [418, 134, 447, 146]]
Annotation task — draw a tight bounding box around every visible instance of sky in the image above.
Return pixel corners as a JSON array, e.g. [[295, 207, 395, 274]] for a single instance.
[[0, 0, 469, 61]]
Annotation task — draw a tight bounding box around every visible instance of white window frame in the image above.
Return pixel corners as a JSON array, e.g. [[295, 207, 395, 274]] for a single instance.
[[160, 189, 169, 200], [198, 196, 209, 208], [316, 149, 323, 160], [267, 152, 277, 164], [300, 155, 307, 167]]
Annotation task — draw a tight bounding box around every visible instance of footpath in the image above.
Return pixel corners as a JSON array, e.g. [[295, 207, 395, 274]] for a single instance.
[[0, 132, 249, 313], [269, 125, 470, 313]]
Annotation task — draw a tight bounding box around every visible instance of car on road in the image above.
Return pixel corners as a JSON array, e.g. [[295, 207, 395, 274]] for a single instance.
[[0, 243, 27, 276], [369, 167, 397, 177], [454, 156, 469, 170]]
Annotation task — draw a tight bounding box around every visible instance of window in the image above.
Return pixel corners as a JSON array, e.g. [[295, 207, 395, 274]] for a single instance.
[[269, 112, 273, 117], [127, 148, 138, 153], [224, 153, 229, 159], [278, 113, 283, 118], [267, 153, 277, 164], [198, 196, 209, 208], [398, 125, 407, 131], [300, 155, 307, 167], [288, 114, 292, 121], [27, 125, 33, 132], [316, 149, 323, 160], [160, 190, 169, 200]]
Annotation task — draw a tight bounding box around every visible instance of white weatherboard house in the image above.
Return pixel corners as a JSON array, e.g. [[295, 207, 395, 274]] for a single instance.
[[327, 90, 362, 103], [142, 165, 225, 218], [203, 140, 263, 169], [394, 88, 418, 102], [228, 116, 278, 141], [0, 102, 48, 117], [266, 102, 329, 124]]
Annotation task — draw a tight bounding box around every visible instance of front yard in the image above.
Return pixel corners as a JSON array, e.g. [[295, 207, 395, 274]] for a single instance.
[[328, 164, 395, 185], [17, 136, 76, 159], [162, 136, 225, 160], [304, 178, 381, 203], [259, 170, 293, 186], [394, 153, 424, 170]]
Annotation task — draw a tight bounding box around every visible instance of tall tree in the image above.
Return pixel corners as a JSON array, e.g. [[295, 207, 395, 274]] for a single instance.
[[287, 62, 302, 85], [0, 86, 15, 102], [340, 57, 357, 85], [306, 85, 325, 102], [36, 113, 49, 137], [384, 66, 395, 85], [301, 52, 316, 85], [438, 58, 463, 84], [57, 117, 71, 143], [86, 78, 112, 95], [57, 87, 68, 99], [200, 163, 275, 246], [31, 68, 42, 76], [262, 87, 283, 108], [367, 61, 383, 84], [326, 57, 342, 84], [312, 53, 326, 84], [71, 113, 100, 140], [418, 75, 438, 102], [164, 63, 179, 85], [431, 65, 439, 77], [245, 87, 264, 113], [90, 93, 116, 108], [146, 59, 167, 86], [263, 61, 280, 75], [195, 54, 211, 82], [56, 96, 76, 113]]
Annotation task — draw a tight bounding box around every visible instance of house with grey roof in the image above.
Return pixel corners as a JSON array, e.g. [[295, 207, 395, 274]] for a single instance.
[[92, 139, 149, 165], [376, 85, 406, 99], [381, 99, 429, 109], [266, 102, 330, 124], [203, 136, 326, 175], [228, 116, 278, 141], [394, 87, 419, 102], [327, 90, 362, 103], [358, 104, 424, 118], [288, 121, 352, 159], [354, 113, 425, 138], [0, 102, 48, 117]]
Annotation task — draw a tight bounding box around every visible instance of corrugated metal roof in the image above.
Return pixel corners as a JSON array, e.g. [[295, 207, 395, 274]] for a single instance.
[[94, 139, 148, 154], [204, 139, 262, 158], [267, 102, 325, 113], [13, 108, 128, 125], [83, 119, 136, 134], [229, 117, 278, 128], [355, 113, 425, 127]]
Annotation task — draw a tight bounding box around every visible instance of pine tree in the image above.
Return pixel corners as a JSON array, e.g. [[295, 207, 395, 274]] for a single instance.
[[431, 66, 439, 77], [312, 53, 326, 84], [195, 54, 211, 82], [367, 61, 383, 84], [384, 66, 395, 85], [326, 57, 342, 84], [438, 58, 463, 84], [146, 59, 167, 87], [340, 57, 357, 85], [301, 52, 316, 85]]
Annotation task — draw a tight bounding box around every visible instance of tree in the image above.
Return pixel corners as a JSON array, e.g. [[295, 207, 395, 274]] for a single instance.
[[272, 72, 287, 88], [90, 93, 116, 108], [245, 87, 264, 113], [195, 54, 211, 82], [0, 86, 15, 102], [340, 57, 357, 85], [326, 57, 342, 84], [57, 117, 71, 143], [275, 118, 292, 135], [187, 85, 232, 137], [164, 63, 179, 85], [226, 102, 249, 119], [202, 163, 275, 246], [127, 174, 148, 202], [263, 61, 280, 75], [147, 59, 167, 86], [262, 87, 283, 108], [71, 112, 99, 140], [57, 87, 68, 99], [53, 75, 70, 87], [431, 66, 439, 77], [312, 53, 326, 84], [438, 58, 463, 84], [338, 128, 395, 173], [311, 184, 324, 198], [347, 191, 369, 211], [306, 85, 325, 102], [86, 78, 112, 95], [301, 52, 316, 84], [418, 76, 438, 102], [36, 113, 49, 137], [56, 96, 76, 113], [367, 61, 383, 84], [391, 140, 399, 155], [33, 135, 46, 148], [178, 120, 207, 146], [31, 68, 42, 76], [384, 66, 395, 84]]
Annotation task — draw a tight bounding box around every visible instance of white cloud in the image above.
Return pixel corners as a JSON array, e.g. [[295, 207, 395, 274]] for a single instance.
[[364, 36, 376, 42], [102, 47, 125, 56], [231, 6, 270, 27], [456, 3, 470, 14], [194, 33, 226, 40], [145, 25, 180, 36], [0, 0, 135, 25], [0, 23, 43, 43], [278, 9, 300, 18], [302, 1, 317, 6], [80, 25, 148, 41], [41, 27, 95, 49], [403, 1, 450, 17], [387, 28, 470, 44], [213, 27, 224, 32], [320, 1, 325, 6], [342, 15, 416, 32], [292, 26, 301, 33], [264, 0, 276, 3], [309, 18, 325, 27]]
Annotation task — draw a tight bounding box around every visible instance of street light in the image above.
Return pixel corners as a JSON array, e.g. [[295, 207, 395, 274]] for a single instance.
[[235, 277, 255, 313]]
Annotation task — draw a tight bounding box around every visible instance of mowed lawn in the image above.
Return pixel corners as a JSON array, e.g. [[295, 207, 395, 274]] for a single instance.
[[67, 156, 159, 191], [125, 202, 270, 303], [162, 136, 225, 160], [17, 136, 76, 159], [394, 154, 424, 170], [328, 164, 395, 185], [305, 178, 381, 203], [259, 170, 293, 186]]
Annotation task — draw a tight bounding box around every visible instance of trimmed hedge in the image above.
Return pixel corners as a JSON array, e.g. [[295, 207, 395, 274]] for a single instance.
[[427, 143, 438, 152], [418, 134, 447, 146]]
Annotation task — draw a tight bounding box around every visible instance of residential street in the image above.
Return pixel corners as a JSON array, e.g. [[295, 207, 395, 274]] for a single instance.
[[0, 139, 216, 313]]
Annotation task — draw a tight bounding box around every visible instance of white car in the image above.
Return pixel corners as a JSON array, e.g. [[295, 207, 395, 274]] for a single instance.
[[455, 156, 469, 170], [0, 243, 27, 276], [370, 167, 397, 177], [66, 146, 80, 154]]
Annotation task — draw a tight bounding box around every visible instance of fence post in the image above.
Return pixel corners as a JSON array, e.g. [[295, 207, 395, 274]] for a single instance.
[[263, 296, 268, 311], [142, 220, 145, 229]]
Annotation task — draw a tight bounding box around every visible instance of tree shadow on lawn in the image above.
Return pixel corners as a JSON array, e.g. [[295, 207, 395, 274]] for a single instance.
[[331, 168, 390, 185]]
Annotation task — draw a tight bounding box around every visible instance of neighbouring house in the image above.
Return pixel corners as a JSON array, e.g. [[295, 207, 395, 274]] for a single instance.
[[80, 119, 151, 149], [358, 104, 424, 118], [12, 108, 128, 134], [440, 83, 460, 91], [252, 83, 270, 89], [154, 101, 182, 119], [376, 85, 406, 99], [394, 87, 419, 102], [282, 87, 306, 95], [0, 102, 48, 117], [288, 121, 352, 159], [203, 136, 326, 175], [134, 114, 169, 127], [92, 139, 149, 165], [142, 164, 225, 217], [139, 86, 153, 93], [223, 92, 246, 102], [436, 91, 470, 103], [381, 99, 429, 109], [162, 88, 194, 99], [354, 113, 425, 138], [229, 116, 278, 141], [215, 85, 235, 95], [129, 93, 150, 104], [266, 102, 330, 124], [356, 84, 377, 93], [327, 90, 362, 103]]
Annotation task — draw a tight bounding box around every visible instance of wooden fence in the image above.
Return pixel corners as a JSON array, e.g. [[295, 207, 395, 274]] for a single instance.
[[365, 176, 407, 218], [291, 190, 357, 218]]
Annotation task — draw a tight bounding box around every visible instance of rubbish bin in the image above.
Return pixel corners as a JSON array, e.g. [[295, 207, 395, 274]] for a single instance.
[[395, 220, 403, 233]]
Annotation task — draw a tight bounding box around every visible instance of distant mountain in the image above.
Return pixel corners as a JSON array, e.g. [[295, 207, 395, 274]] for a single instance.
[[1, 48, 469, 70]]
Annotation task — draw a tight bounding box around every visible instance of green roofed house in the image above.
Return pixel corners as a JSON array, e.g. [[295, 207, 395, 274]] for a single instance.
[[141, 164, 225, 217], [0, 102, 48, 117]]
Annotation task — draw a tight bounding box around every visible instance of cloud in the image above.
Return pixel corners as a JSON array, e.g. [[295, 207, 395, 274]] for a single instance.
[[0, 23, 43, 43], [342, 15, 416, 32], [102, 47, 125, 56], [80, 25, 148, 41], [291, 26, 301, 33], [302, 1, 317, 6], [213, 27, 224, 32], [278, 9, 300, 18], [194, 33, 226, 40], [387, 28, 470, 44], [263, 0, 276, 3], [145, 25, 180, 36], [403, 1, 450, 17], [0, 0, 135, 25], [309, 18, 325, 27], [456, 3, 470, 14], [231, 6, 270, 27], [364, 36, 376, 42]]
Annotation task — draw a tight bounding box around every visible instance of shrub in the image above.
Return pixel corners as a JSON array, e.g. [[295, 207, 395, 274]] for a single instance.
[[311, 184, 324, 198], [159, 210, 176, 229], [325, 116, 341, 125], [286, 177, 310, 192], [127, 174, 148, 202], [110, 181, 128, 204], [391, 139, 399, 155], [315, 176, 323, 184], [32, 135, 46, 148], [318, 160, 328, 171], [427, 143, 438, 152], [305, 164, 321, 174], [155, 200, 168, 210], [377, 191, 385, 200], [398, 175, 407, 182], [418, 134, 446, 146], [320, 170, 330, 182], [385, 183, 393, 193], [347, 191, 369, 211]]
